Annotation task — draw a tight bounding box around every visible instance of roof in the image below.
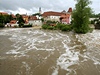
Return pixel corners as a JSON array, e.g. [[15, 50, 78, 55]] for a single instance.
[[0, 12, 8, 15], [10, 20, 17, 24], [67, 8, 72, 13], [29, 16, 38, 20], [42, 11, 65, 17], [11, 14, 16, 18], [61, 13, 71, 19], [22, 14, 28, 18], [61, 10, 66, 13]]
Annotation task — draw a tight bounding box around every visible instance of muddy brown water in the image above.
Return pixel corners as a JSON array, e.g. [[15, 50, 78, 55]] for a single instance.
[[0, 28, 100, 75]]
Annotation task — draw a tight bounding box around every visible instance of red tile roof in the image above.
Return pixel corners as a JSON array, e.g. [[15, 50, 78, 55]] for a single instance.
[[0, 12, 8, 15], [11, 14, 16, 18], [61, 13, 71, 19], [22, 15, 28, 18], [67, 8, 72, 13], [10, 20, 17, 24], [29, 16, 38, 20], [42, 11, 65, 17]]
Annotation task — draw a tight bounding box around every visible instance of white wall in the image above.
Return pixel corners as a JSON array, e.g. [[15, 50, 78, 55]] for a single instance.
[[44, 16, 60, 22], [5, 23, 19, 27], [29, 20, 42, 26]]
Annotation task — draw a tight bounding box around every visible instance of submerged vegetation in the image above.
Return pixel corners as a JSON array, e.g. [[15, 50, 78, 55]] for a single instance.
[[42, 22, 73, 32]]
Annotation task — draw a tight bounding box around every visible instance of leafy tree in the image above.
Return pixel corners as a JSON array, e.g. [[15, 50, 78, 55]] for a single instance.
[[18, 15, 25, 27], [32, 13, 41, 16], [90, 13, 100, 18], [41, 18, 44, 22], [16, 13, 20, 20], [4, 15, 13, 23], [9, 14, 13, 21], [72, 0, 92, 33], [0, 23, 4, 28], [0, 15, 4, 23]]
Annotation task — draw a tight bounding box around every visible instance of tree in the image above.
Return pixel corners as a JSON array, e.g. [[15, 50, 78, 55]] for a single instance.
[[0, 15, 4, 23], [41, 18, 44, 22], [90, 13, 100, 18], [18, 15, 25, 27], [16, 13, 20, 20], [32, 13, 41, 16], [72, 0, 92, 33], [9, 14, 13, 21]]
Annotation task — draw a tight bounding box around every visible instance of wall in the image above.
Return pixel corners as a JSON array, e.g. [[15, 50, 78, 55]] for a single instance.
[[44, 16, 60, 22], [29, 20, 42, 26]]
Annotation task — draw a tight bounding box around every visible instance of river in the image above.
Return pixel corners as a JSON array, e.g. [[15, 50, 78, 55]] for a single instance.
[[0, 28, 100, 75]]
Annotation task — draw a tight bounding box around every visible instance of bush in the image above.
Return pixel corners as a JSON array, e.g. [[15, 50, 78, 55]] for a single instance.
[[56, 23, 64, 29], [0, 23, 4, 28], [89, 28, 93, 33], [91, 20, 95, 24], [47, 26, 54, 30], [96, 20, 100, 25], [23, 24, 32, 28], [46, 20, 57, 25], [61, 25, 73, 31], [14, 25, 18, 28], [42, 22, 73, 32], [42, 24, 48, 29], [74, 25, 89, 34], [19, 22, 24, 27]]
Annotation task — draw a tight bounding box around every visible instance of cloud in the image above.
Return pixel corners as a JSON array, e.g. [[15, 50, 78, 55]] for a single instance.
[[0, 0, 99, 14]]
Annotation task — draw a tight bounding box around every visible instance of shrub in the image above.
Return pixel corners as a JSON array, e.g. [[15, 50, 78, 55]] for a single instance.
[[53, 25, 58, 30], [0, 23, 4, 28], [74, 24, 89, 34], [42, 22, 73, 32], [91, 20, 95, 24], [56, 23, 65, 30], [19, 22, 24, 27], [23, 24, 32, 28], [46, 20, 57, 25], [14, 25, 18, 28], [47, 26, 54, 30], [89, 28, 93, 33], [42, 24, 48, 29], [61, 25, 73, 31]]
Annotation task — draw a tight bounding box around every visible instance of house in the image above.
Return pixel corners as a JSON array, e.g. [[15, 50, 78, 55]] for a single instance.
[[67, 8, 72, 13], [28, 16, 42, 26], [11, 14, 16, 19], [60, 13, 72, 24], [42, 11, 63, 22], [22, 14, 29, 24], [42, 8, 72, 23], [5, 20, 19, 27], [0, 12, 8, 15]]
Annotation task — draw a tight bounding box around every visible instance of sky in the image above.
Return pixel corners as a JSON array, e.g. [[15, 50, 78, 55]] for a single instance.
[[0, 0, 100, 15]]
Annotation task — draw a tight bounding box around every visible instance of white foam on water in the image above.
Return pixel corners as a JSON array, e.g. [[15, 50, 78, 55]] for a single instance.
[[55, 40, 79, 75], [6, 47, 21, 54], [21, 62, 32, 75], [75, 30, 100, 65], [5, 29, 59, 57], [52, 67, 59, 75]]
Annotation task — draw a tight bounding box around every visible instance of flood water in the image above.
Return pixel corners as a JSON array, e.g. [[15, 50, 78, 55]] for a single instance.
[[0, 28, 100, 75]]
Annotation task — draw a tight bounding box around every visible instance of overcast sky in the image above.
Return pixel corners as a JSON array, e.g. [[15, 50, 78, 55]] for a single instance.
[[0, 0, 100, 15]]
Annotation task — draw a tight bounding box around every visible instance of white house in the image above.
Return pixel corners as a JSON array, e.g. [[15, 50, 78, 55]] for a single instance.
[[5, 20, 19, 27], [28, 16, 42, 26], [42, 11, 62, 22], [42, 8, 72, 23], [29, 20, 42, 26]]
